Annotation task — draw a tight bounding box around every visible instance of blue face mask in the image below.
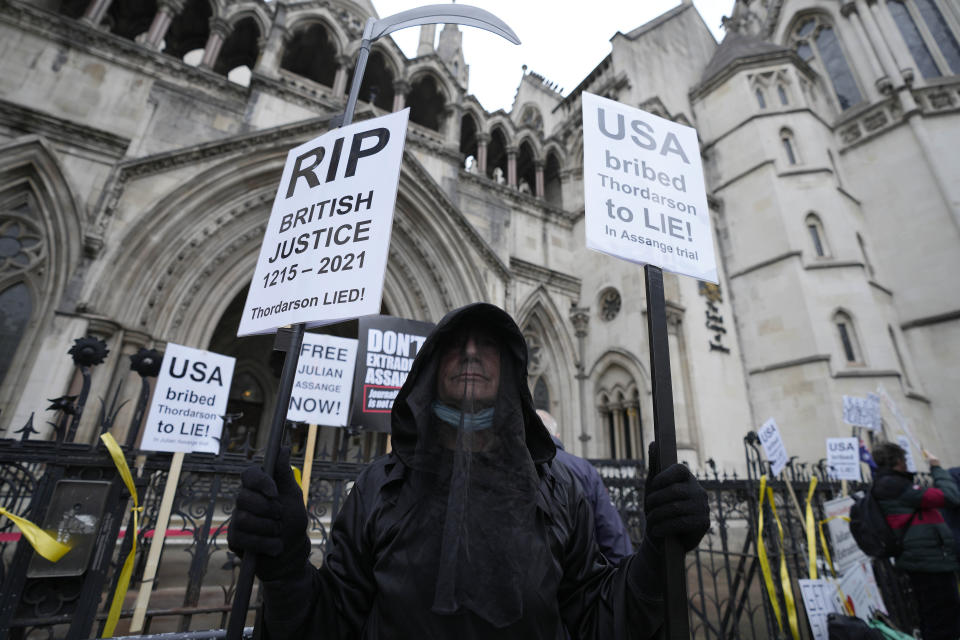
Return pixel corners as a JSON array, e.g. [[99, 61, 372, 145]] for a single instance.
[[432, 402, 495, 431]]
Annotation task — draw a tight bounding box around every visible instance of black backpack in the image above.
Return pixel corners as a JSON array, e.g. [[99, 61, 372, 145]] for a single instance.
[[848, 489, 917, 558]]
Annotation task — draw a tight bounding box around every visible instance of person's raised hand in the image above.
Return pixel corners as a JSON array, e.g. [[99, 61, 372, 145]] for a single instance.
[[922, 449, 941, 468], [644, 441, 710, 552], [227, 447, 310, 581]]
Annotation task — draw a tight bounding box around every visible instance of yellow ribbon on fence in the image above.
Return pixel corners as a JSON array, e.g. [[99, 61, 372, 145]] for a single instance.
[[805, 477, 818, 579], [292, 466, 303, 491], [0, 507, 71, 562], [100, 432, 142, 639], [757, 475, 801, 640]]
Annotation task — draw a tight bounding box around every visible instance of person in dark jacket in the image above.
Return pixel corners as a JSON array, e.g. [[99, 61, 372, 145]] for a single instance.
[[872, 442, 960, 640], [228, 303, 710, 639], [537, 409, 635, 565], [945, 466, 960, 562]]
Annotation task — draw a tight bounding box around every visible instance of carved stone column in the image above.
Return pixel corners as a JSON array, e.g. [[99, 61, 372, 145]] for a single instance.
[[476, 132, 490, 175], [506, 146, 518, 188], [534, 160, 545, 198], [81, 0, 113, 26], [443, 102, 462, 146], [392, 79, 410, 111], [332, 55, 352, 97], [144, 0, 184, 50], [857, 0, 910, 85], [841, 2, 891, 96], [570, 305, 591, 456], [253, 5, 288, 78], [199, 18, 232, 69]]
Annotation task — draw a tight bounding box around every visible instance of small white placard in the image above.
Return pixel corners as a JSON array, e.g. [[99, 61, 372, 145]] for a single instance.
[[286, 334, 357, 426], [799, 579, 842, 640], [141, 343, 236, 454], [757, 417, 788, 476], [827, 437, 861, 481], [239, 109, 410, 336], [842, 394, 881, 430], [581, 92, 717, 283], [823, 496, 870, 576], [896, 435, 917, 473]]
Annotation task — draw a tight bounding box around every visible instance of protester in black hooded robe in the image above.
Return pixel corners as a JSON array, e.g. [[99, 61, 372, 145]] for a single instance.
[[228, 303, 710, 639]]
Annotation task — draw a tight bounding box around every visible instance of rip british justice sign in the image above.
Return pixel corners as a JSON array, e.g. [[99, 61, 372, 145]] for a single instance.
[[239, 109, 410, 336]]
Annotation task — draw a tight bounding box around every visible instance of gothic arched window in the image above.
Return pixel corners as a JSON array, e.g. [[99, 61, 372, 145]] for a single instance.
[[781, 128, 799, 165], [408, 75, 446, 132], [805, 213, 829, 257], [755, 88, 767, 109], [778, 84, 790, 105], [281, 23, 339, 87], [833, 309, 864, 365], [533, 377, 550, 412], [544, 151, 563, 208], [0, 283, 31, 387], [886, 0, 960, 76], [214, 17, 261, 86], [792, 16, 863, 110]]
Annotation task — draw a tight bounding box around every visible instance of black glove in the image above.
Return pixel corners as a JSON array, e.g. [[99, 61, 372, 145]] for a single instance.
[[644, 441, 710, 552], [227, 447, 310, 582]]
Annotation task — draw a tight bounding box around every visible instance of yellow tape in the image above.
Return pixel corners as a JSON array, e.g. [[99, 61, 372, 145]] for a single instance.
[[805, 477, 818, 579], [756, 475, 801, 640], [0, 507, 71, 562], [100, 433, 141, 638], [292, 466, 303, 491], [767, 485, 801, 640], [757, 476, 783, 633]]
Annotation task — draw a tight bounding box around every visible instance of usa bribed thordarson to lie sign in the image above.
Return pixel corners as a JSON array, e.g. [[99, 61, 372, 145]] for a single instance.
[[238, 109, 410, 336], [582, 92, 717, 284]]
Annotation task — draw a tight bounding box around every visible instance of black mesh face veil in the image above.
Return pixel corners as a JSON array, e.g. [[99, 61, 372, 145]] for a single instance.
[[390, 306, 552, 629]]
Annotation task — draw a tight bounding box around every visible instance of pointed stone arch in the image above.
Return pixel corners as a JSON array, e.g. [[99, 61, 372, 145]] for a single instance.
[[589, 348, 651, 459], [0, 136, 85, 426], [515, 287, 578, 442]]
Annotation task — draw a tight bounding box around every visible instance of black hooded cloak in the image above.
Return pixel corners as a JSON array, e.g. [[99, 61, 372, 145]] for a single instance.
[[261, 303, 666, 639]]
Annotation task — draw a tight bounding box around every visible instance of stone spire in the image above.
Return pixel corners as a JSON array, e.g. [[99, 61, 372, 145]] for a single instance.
[[417, 24, 436, 56]]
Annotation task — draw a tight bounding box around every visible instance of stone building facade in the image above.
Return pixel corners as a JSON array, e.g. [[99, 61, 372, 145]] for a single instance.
[[0, 0, 957, 471]]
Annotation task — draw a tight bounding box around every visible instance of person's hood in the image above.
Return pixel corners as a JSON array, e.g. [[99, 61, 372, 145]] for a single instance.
[[390, 302, 556, 466]]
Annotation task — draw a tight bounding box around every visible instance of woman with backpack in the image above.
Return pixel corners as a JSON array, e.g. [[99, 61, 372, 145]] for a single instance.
[[872, 442, 960, 640]]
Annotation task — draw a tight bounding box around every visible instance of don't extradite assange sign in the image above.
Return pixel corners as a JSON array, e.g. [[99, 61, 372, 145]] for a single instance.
[[582, 92, 717, 283], [238, 108, 410, 336]]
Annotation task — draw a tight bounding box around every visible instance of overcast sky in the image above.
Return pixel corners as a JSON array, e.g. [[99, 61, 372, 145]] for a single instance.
[[370, 0, 735, 113]]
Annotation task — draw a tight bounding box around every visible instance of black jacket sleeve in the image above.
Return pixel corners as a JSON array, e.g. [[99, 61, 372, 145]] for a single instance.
[[261, 469, 376, 640], [557, 469, 666, 639]]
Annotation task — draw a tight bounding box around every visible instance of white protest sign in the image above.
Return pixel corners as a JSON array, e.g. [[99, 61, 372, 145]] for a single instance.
[[141, 343, 236, 454], [823, 495, 869, 576], [757, 418, 788, 476], [837, 560, 887, 619], [896, 435, 917, 473], [877, 384, 921, 451], [581, 92, 717, 283], [826, 437, 861, 481], [238, 109, 410, 336], [799, 579, 842, 640], [287, 334, 357, 426], [842, 395, 880, 430]]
